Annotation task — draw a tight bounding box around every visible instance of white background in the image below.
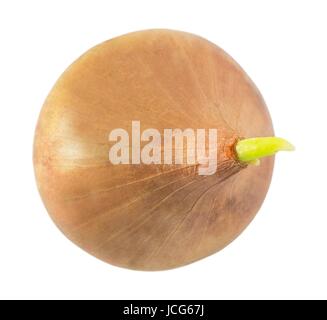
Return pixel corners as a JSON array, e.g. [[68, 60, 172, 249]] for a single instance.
[[0, 0, 326, 300]]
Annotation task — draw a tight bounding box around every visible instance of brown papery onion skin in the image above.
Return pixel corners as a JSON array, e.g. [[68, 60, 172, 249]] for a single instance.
[[34, 30, 274, 271]]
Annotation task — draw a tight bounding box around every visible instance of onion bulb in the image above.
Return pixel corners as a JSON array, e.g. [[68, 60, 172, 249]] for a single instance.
[[34, 30, 294, 270]]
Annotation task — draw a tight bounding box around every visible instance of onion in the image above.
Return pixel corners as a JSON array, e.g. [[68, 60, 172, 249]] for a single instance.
[[34, 30, 294, 270]]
